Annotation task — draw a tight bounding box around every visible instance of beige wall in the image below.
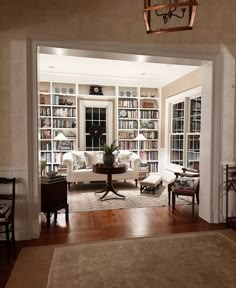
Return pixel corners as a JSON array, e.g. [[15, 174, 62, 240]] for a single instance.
[[1, 0, 236, 169], [160, 68, 202, 148], [1, 0, 236, 238]]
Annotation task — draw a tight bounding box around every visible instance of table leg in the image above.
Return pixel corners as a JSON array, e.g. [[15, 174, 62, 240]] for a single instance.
[[100, 173, 125, 201], [65, 204, 69, 222], [46, 213, 50, 228]]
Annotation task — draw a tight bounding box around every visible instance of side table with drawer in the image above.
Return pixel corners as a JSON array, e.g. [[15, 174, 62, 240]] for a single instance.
[[41, 177, 69, 227]]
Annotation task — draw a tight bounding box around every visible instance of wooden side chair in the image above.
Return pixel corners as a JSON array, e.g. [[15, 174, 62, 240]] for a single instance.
[[168, 168, 200, 217], [0, 177, 16, 262]]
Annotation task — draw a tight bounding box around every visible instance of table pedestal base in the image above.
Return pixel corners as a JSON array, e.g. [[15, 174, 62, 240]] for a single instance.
[[96, 174, 125, 201]]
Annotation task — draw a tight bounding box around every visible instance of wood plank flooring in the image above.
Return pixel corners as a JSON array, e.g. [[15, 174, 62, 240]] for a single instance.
[[0, 204, 228, 288]]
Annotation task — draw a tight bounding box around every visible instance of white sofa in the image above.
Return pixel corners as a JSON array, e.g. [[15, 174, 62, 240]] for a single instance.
[[63, 150, 141, 188]]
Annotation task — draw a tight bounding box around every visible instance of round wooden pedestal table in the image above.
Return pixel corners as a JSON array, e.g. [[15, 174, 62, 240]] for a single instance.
[[92, 163, 127, 201]]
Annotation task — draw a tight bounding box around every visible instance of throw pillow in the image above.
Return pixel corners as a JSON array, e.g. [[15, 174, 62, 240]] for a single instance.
[[118, 151, 132, 167], [173, 177, 199, 190], [96, 151, 104, 163], [72, 152, 86, 170], [84, 151, 98, 168]]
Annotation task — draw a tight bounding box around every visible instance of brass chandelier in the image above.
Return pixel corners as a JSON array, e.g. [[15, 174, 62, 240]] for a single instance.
[[143, 0, 198, 34]]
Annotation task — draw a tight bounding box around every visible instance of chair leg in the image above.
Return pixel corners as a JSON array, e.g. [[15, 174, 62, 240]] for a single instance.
[[135, 179, 137, 187], [192, 194, 195, 217], [6, 224, 10, 263], [65, 204, 69, 222], [168, 190, 171, 206], [196, 191, 199, 204], [172, 192, 176, 210], [11, 222, 15, 248]]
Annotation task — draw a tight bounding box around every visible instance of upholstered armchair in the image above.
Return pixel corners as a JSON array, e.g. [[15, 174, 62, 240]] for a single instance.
[[168, 168, 200, 217]]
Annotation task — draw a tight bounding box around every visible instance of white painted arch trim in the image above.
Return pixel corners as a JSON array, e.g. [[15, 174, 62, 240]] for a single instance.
[[27, 40, 222, 240]]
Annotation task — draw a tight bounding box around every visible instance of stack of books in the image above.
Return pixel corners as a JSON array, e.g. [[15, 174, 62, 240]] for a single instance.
[[41, 175, 66, 184]]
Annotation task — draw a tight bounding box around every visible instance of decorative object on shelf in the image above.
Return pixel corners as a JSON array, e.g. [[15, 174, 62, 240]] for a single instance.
[[54, 87, 60, 93], [66, 100, 73, 106], [61, 88, 67, 94], [119, 109, 127, 118], [143, 0, 198, 34], [120, 91, 125, 96], [148, 121, 154, 129], [89, 124, 104, 138], [135, 133, 147, 156], [53, 132, 68, 173], [141, 122, 148, 129], [132, 91, 137, 97], [126, 91, 131, 97], [68, 87, 74, 94], [142, 101, 154, 108], [102, 141, 119, 166], [89, 85, 103, 95]]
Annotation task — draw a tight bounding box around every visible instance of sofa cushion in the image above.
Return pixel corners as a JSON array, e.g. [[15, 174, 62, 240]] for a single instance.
[[84, 151, 98, 168], [118, 150, 133, 167], [72, 152, 86, 170]]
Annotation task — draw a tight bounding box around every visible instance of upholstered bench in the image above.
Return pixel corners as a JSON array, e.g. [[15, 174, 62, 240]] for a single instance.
[[140, 174, 163, 194]]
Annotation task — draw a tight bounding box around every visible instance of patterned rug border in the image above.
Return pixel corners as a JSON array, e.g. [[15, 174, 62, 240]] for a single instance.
[[47, 230, 236, 288], [67, 181, 193, 212], [6, 230, 236, 288]]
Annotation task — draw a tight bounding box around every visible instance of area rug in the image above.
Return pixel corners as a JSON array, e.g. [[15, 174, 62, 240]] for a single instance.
[[6, 231, 236, 288], [67, 181, 192, 212]]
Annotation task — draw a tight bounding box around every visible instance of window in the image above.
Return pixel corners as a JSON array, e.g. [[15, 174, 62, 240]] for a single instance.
[[85, 107, 106, 151], [167, 87, 201, 169], [187, 97, 201, 170]]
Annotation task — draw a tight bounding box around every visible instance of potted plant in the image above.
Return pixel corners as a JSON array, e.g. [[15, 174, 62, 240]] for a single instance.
[[102, 141, 119, 166], [40, 160, 47, 176]]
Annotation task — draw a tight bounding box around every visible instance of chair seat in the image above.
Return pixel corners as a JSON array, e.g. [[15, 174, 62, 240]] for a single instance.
[[168, 168, 200, 218]]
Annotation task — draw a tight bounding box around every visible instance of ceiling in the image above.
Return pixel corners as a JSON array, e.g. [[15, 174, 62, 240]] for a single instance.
[[39, 53, 200, 87]]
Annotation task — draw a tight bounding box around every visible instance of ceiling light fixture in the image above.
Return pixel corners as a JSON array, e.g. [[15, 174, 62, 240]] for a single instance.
[[143, 0, 198, 34]]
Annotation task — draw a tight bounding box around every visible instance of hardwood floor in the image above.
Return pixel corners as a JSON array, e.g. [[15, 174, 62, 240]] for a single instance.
[[0, 205, 228, 288]]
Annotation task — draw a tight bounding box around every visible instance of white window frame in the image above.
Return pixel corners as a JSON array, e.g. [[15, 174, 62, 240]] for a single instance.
[[79, 100, 113, 150], [165, 86, 201, 171]]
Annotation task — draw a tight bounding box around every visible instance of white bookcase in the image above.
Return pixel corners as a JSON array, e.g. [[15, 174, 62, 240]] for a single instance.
[[39, 82, 160, 173], [39, 81, 77, 172], [118, 86, 160, 172]]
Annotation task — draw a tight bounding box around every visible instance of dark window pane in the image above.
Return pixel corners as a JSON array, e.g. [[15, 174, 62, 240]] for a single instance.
[[86, 135, 92, 148], [101, 135, 106, 146], [94, 137, 99, 147], [93, 108, 99, 120], [100, 108, 106, 120], [86, 121, 93, 133], [100, 121, 106, 132], [86, 108, 92, 120]]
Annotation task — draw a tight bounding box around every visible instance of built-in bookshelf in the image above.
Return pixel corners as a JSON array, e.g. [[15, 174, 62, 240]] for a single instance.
[[118, 87, 160, 172], [39, 82, 77, 172], [39, 82, 160, 173]]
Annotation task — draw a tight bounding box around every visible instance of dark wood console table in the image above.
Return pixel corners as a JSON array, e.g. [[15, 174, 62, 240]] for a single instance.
[[92, 164, 127, 201], [41, 177, 69, 227]]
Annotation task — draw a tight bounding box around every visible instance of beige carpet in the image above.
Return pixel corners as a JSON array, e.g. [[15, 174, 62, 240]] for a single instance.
[[68, 181, 192, 212], [6, 230, 236, 288]]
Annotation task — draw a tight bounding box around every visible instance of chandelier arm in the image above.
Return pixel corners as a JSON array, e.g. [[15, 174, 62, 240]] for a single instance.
[[170, 6, 177, 13], [155, 10, 169, 17], [172, 11, 185, 19]]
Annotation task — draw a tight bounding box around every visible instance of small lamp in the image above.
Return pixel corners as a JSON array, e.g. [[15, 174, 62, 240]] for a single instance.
[[53, 132, 68, 172], [135, 134, 147, 158]]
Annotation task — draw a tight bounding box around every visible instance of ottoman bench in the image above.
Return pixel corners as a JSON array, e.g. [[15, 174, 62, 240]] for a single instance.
[[140, 174, 163, 194]]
